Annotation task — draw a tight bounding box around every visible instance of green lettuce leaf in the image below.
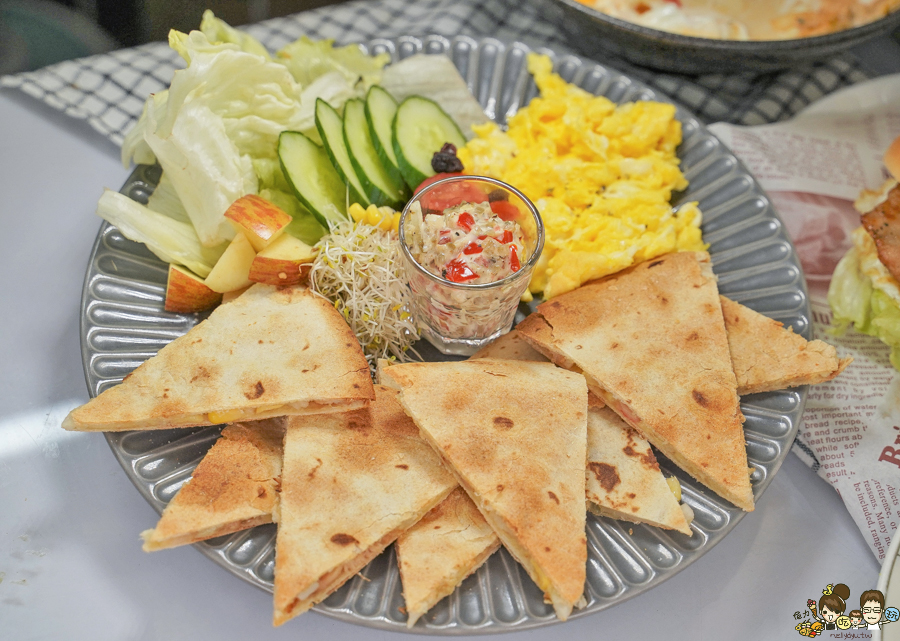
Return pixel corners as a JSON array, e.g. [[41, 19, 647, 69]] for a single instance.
[[199, 10, 270, 59], [828, 246, 900, 370], [275, 36, 389, 90], [96, 189, 227, 277]]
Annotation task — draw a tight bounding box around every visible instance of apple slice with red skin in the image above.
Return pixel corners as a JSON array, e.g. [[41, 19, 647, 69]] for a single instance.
[[165, 265, 222, 313], [248, 234, 316, 287], [224, 195, 292, 252]]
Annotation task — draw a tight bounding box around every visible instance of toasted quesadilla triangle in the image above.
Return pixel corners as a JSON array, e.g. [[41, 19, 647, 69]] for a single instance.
[[472, 339, 686, 533], [521, 251, 755, 512], [585, 400, 691, 535], [513, 314, 608, 399], [273, 385, 457, 627], [141, 418, 285, 552], [469, 329, 549, 363], [396, 487, 501, 628], [62, 285, 374, 432], [720, 296, 852, 395], [379, 359, 588, 621]]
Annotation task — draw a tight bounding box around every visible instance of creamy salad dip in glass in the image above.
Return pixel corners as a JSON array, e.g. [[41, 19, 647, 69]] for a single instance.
[[399, 175, 544, 355]]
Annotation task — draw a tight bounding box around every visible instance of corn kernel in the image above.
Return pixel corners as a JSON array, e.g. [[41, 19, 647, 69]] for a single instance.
[[208, 409, 246, 423], [348, 202, 366, 222], [665, 476, 682, 501]]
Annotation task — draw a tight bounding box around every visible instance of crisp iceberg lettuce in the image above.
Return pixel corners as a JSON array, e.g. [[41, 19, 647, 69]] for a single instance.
[[143, 31, 311, 245], [96, 190, 227, 277], [198, 9, 270, 59], [828, 232, 900, 370], [275, 36, 389, 89]]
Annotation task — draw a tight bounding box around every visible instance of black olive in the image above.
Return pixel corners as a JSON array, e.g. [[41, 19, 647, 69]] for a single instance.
[[431, 142, 464, 173], [488, 189, 508, 202]]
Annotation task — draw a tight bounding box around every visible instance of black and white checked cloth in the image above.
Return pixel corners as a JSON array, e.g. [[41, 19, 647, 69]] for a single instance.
[[0, 0, 870, 146]]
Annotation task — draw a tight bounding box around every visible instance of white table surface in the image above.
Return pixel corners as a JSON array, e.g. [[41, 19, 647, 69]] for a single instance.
[[0, 85, 883, 641]]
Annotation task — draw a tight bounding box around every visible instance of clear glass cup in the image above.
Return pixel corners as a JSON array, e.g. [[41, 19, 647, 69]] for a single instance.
[[398, 175, 544, 356]]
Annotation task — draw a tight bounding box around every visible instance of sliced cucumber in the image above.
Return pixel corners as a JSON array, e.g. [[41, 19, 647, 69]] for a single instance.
[[365, 86, 408, 197], [315, 98, 370, 208], [278, 130, 348, 229], [343, 99, 405, 209], [392, 95, 466, 190]]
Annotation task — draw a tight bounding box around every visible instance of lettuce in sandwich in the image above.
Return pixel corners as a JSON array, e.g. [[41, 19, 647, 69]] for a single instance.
[[829, 226, 900, 370]]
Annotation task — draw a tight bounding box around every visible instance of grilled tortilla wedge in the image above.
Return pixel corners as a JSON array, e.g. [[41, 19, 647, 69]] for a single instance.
[[517, 252, 755, 512], [469, 328, 549, 362], [584, 396, 691, 534], [273, 385, 456, 627], [379, 359, 588, 621], [720, 296, 852, 395], [141, 418, 285, 551], [473, 337, 690, 534], [62, 285, 374, 432], [396, 487, 501, 628]]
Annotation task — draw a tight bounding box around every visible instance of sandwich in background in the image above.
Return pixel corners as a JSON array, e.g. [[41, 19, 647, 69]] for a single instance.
[[396, 487, 501, 628], [830, 134, 900, 371], [379, 358, 588, 621], [273, 385, 457, 627], [141, 418, 285, 551], [63, 285, 374, 432], [517, 251, 756, 512], [721, 296, 852, 394]]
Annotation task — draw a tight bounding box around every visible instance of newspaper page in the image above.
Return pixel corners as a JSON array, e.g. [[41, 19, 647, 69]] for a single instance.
[[708, 76, 900, 561]]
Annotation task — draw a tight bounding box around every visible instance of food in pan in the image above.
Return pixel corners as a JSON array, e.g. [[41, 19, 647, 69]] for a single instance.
[[574, 0, 900, 41]]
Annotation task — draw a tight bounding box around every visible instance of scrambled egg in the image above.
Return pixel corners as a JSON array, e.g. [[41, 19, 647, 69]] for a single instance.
[[457, 53, 706, 299]]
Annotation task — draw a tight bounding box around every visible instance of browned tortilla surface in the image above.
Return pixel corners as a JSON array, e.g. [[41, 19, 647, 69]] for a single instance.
[[141, 418, 285, 551], [62, 284, 373, 431], [721, 296, 851, 395], [273, 386, 456, 627], [518, 252, 754, 512], [379, 358, 588, 621]]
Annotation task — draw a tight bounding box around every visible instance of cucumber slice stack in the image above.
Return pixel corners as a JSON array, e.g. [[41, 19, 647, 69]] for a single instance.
[[278, 131, 348, 229], [315, 99, 371, 208], [343, 99, 405, 208], [392, 96, 466, 190], [277, 88, 467, 229], [365, 86, 409, 198]]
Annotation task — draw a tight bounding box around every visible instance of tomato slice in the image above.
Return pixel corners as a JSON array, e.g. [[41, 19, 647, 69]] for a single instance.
[[509, 245, 521, 272], [443, 259, 479, 283], [413, 172, 463, 195], [490, 200, 520, 222], [463, 242, 482, 255], [415, 173, 488, 212], [496, 229, 513, 244], [457, 212, 474, 232]]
